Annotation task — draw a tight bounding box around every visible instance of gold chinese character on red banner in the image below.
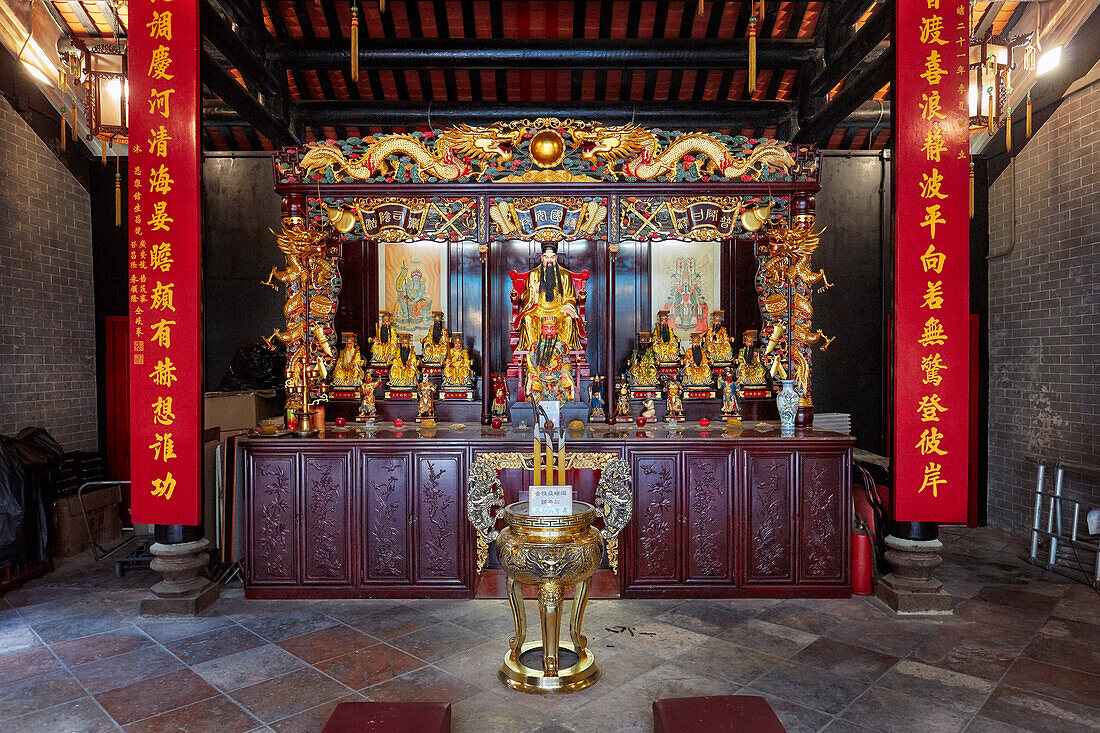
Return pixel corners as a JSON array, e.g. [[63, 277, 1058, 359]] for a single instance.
[[919, 15, 948, 45], [917, 394, 948, 422], [920, 204, 947, 238], [149, 165, 174, 195], [149, 357, 178, 387], [150, 242, 173, 272], [915, 427, 949, 456], [150, 318, 175, 348], [151, 281, 175, 311], [148, 433, 176, 462], [919, 169, 948, 200], [148, 127, 172, 157], [151, 396, 175, 425], [151, 472, 177, 500], [919, 91, 947, 121], [920, 244, 946, 273], [149, 201, 174, 231], [148, 46, 174, 80], [921, 50, 947, 85], [146, 11, 173, 40], [918, 317, 948, 347], [922, 280, 944, 309], [919, 462, 946, 497]]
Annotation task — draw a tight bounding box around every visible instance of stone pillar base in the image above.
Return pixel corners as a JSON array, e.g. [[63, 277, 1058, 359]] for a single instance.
[[140, 539, 220, 617], [874, 535, 953, 615]]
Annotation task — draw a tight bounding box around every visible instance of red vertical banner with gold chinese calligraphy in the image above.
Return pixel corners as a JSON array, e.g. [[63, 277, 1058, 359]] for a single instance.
[[128, 1, 202, 525], [893, 0, 971, 522]]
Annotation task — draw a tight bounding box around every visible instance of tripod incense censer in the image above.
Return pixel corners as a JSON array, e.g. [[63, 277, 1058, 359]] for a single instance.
[[467, 449, 632, 695]]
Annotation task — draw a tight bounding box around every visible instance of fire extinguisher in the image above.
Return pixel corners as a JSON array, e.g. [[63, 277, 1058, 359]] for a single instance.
[[852, 521, 874, 596]]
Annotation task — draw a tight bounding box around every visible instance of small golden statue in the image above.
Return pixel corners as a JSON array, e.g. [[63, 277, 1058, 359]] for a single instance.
[[491, 374, 510, 421], [421, 311, 450, 366], [735, 330, 769, 395], [387, 332, 420, 388], [682, 331, 714, 387], [651, 310, 681, 364], [665, 377, 684, 420], [628, 331, 660, 388], [331, 332, 366, 388], [525, 317, 575, 403], [417, 374, 437, 420], [513, 241, 584, 353], [357, 373, 380, 420], [705, 310, 735, 364], [615, 378, 631, 421], [370, 310, 399, 366], [441, 332, 474, 387]]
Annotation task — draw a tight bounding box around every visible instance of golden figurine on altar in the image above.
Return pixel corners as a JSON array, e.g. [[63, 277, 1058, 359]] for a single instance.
[[525, 317, 575, 403], [357, 374, 380, 420], [370, 311, 399, 366], [417, 374, 437, 420], [651, 310, 681, 364], [705, 310, 735, 364], [331, 332, 365, 388], [735, 330, 769, 395], [442, 332, 474, 387], [512, 242, 585, 353], [421, 311, 450, 366], [682, 331, 714, 387], [665, 377, 684, 420], [628, 331, 660, 387], [387, 332, 420, 388]]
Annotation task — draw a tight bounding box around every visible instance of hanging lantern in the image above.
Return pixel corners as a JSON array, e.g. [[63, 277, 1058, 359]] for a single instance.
[[82, 41, 129, 145], [967, 31, 1031, 135]]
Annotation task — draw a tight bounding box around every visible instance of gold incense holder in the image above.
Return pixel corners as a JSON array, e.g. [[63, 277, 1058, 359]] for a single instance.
[[498, 501, 602, 694], [467, 453, 633, 695]]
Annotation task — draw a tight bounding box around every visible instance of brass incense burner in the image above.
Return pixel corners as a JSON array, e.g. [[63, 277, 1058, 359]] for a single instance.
[[467, 453, 632, 695]]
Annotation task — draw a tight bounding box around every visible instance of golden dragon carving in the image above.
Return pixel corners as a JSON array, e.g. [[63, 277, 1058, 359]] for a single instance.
[[761, 223, 833, 401], [299, 123, 523, 182], [573, 123, 795, 181]]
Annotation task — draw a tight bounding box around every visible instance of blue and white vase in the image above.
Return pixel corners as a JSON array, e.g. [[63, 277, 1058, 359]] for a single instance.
[[777, 379, 799, 429]]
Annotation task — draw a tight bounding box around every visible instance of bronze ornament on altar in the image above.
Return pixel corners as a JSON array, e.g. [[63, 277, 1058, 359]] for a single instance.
[[467, 452, 631, 694]]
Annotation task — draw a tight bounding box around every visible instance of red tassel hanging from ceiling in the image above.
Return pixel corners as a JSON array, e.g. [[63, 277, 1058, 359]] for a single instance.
[[748, 2, 759, 94], [351, 1, 359, 83]]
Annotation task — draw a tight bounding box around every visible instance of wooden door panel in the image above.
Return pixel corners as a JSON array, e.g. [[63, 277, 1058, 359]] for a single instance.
[[744, 452, 794, 583], [302, 454, 352, 584], [684, 453, 734, 584], [362, 453, 413, 584], [249, 455, 298, 584], [797, 452, 847, 583], [629, 453, 679, 584]]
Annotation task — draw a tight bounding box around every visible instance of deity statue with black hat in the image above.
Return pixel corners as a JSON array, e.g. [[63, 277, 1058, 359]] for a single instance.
[[525, 316, 576, 403], [652, 309, 682, 364], [512, 241, 584, 354], [370, 310, 399, 366], [387, 332, 420, 388], [421, 311, 450, 366]]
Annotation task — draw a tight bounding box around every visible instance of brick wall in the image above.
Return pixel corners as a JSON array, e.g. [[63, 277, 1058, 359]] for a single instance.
[[986, 81, 1100, 537], [0, 96, 97, 451]]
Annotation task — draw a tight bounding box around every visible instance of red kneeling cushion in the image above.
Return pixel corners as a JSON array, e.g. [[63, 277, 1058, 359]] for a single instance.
[[322, 702, 451, 733], [653, 695, 785, 733]]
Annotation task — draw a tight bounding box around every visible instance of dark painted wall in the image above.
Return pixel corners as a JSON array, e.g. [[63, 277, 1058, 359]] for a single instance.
[[813, 152, 891, 456], [202, 155, 284, 391]]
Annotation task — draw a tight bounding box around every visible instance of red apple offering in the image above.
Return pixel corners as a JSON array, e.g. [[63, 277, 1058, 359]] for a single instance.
[[491, 417, 503, 429], [394, 419, 403, 428], [700, 417, 710, 427], [287, 419, 298, 431], [334, 417, 346, 427], [636, 416, 647, 427]]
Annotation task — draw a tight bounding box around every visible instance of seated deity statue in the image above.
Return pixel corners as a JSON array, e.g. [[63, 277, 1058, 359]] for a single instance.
[[421, 311, 450, 366], [525, 318, 575, 403], [735, 330, 769, 391], [651, 310, 682, 363], [682, 331, 714, 387], [628, 331, 660, 387], [370, 311, 399, 366], [387, 332, 420, 388], [706, 310, 735, 364], [442, 333, 474, 387], [331, 333, 365, 387], [513, 241, 584, 354]]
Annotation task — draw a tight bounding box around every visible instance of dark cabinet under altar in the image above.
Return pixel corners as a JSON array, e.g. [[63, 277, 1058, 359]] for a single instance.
[[241, 425, 852, 600]]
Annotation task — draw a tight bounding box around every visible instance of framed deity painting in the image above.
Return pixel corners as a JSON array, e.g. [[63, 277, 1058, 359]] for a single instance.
[[649, 240, 722, 341], [378, 241, 450, 343]]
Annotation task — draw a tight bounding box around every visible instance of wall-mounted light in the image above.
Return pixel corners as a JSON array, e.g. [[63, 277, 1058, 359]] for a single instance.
[[82, 41, 128, 144], [1036, 46, 1061, 76]]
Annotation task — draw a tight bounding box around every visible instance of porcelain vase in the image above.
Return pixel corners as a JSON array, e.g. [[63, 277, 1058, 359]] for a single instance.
[[777, 379, 799, 428]]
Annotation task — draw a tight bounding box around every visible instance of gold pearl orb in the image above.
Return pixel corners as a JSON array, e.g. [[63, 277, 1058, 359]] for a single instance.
[[529, 130, 566, 168]]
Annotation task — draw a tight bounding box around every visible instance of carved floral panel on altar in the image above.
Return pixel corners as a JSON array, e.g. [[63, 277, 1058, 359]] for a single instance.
[[379, 241, 449, 343], [650, 241, 722, 341]]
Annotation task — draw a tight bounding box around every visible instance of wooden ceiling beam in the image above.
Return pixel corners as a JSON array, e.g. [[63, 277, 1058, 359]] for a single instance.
[[793, 44, 893, 143]]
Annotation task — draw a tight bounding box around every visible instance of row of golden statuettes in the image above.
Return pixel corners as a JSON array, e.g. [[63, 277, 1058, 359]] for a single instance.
[[328, 310, 475, 394]]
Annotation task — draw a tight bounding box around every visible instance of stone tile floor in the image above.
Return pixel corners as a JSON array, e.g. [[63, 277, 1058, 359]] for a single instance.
[[1, 526, 1098, 732]]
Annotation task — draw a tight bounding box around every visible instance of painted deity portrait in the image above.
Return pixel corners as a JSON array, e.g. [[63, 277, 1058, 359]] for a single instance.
[[380, 241, 448, 343], [651, 242, 721, 342]]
